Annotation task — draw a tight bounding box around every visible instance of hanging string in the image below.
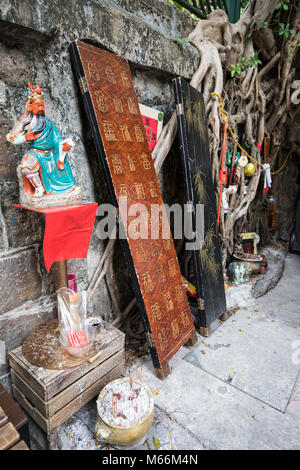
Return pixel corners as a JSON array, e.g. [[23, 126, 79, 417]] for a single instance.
[[211, 92, 296, 175]]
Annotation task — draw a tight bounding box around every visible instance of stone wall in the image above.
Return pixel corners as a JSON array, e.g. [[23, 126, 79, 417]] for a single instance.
[[0, 0, 198, 384]]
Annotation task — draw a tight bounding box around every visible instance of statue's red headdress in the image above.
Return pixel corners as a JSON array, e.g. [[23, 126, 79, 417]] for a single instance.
[[26, 83, 44, 111]]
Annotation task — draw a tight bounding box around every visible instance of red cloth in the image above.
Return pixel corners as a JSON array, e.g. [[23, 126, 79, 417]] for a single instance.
[[14, 203, 98, 271]]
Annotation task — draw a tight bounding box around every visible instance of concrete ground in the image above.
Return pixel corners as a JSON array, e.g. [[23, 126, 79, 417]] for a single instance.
[[30, 253, 300, 450]]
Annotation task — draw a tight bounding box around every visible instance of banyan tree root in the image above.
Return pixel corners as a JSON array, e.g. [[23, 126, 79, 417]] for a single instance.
[[153, 0, 300, 266]]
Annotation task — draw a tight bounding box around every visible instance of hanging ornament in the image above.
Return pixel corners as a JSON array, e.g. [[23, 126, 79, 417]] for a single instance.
[[244, 162, 256, 177], [238, 155, 248, 168]]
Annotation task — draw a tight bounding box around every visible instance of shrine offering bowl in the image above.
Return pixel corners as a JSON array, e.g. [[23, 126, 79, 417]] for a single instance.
[[59, 326, 96, 358], [233, 253, 265, 274], [96, 378, 154, 448]]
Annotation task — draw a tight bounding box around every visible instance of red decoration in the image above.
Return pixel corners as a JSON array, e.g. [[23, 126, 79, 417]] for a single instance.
[[140, 115, 158, 152], [14, 203, 98, 271]]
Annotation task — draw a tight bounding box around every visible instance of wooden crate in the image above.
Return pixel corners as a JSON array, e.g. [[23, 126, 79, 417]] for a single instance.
[[9, 321, 125, 436]]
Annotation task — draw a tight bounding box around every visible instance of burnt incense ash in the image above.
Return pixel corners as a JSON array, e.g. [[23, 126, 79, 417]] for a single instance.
[[98, 381, 151, 427]]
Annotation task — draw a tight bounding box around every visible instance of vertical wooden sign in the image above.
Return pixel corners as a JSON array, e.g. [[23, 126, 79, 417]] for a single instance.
[[173, 78, 227, 333], [69, 41, 197, 378]]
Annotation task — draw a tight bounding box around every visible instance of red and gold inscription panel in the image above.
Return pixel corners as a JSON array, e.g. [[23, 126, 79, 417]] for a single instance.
[[70, 41, 196, 371]]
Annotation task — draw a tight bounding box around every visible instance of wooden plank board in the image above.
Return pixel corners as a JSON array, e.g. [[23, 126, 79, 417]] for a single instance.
[[0, 422, 20, 450], [10, 440, 30, 450], [0, 406, 8, 428], [69, 40, 197, 375], [173, 78, 227, 328], [13, 361, 124, 436], [9, 320, 124, 400], [11, 349, 124, 417]]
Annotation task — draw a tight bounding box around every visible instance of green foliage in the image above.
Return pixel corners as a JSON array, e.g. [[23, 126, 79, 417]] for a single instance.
[[276, 0, 291, 11], [278, 22, 295, 38], [173, 38, 190, 45], [247, 20, 269, 38], [230, 51, 262, 78]]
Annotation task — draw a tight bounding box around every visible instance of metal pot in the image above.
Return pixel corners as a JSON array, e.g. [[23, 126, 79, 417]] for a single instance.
[[95, 378, 154, 448]]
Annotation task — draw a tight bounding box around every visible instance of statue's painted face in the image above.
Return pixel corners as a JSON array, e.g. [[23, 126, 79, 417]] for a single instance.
[[30, 98, 45, 115]]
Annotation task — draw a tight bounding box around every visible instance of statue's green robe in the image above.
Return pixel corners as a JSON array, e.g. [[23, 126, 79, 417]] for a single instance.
[[28, 119, 77, 194]]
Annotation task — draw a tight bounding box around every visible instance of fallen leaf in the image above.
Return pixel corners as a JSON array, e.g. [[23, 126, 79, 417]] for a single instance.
[[239, 329, 244, 333], [169, 414, 173, 421], [153, 436, 161, 449], [201, 350, 206, 355], [155, 389, 159, 395]]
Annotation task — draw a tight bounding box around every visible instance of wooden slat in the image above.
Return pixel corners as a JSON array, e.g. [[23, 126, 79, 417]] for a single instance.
[[9, 323, 124, 400], [0, 422, 20, 450], [11, 349, 124, 417], [10, 440, 30, 450], [13, 361, 124, 436], [0, 406, 8, 428]]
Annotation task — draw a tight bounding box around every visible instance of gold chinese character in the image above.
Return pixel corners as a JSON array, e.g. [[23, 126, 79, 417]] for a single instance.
[[158, 329, 168, 351], [155, 264, 166, 283], [164, 292, 174, 312], [88, 62, 100, 81], [119, 124, 132, 142], [151, 241, 159, 258], [103, 121, 116, 141], [118, 184, 130, 202], [95, 91, 108, 112], [175, 285, 185, 304], [121, 71, 130, 88], [168, 259, 177, 278], [180, 309, 190, 329], [141, 272, 154, 293], [150, 302, 161, 322], [149, 181, 158, 198], [111, 155, 123, 175], [127, 155, 136, 172], [141, 152, 151, 170], [127, 97, 137, 114], [136, 242, 146, 262], [105, 66, 116, 83], [171, 319, 180, 339], [140, 210, 150, 230], [134, 183, 145, 200], [134, 125, 144, 142], [113, 95, 123, 113], [163, 239, 171, 251], [128, 216, 140, 237]]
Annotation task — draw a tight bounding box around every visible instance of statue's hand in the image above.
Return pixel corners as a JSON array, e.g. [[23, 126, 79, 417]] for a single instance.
[[62, 143, 71, 152], [57, 160, 65, 170]]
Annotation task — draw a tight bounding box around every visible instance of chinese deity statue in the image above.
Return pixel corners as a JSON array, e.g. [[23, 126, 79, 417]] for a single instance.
[[6, 83, 82, 209]]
